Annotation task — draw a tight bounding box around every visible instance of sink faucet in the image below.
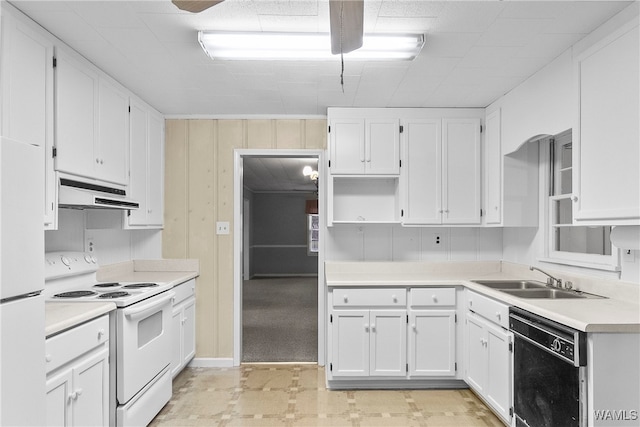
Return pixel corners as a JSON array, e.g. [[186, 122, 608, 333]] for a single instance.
[[529, 266, 563, 288]]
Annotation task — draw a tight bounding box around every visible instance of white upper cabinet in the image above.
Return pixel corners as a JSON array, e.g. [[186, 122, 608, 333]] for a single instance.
[[1, 5, 57, 229], [329, 112, 400, 175], [483, 110, 502, 225], [97, 78, 129, 185], [125, 97, 164, 228], [401, 115, 481, 225], [55, 46, 129, 186], [401, 119, 442, 225], [442, 118, 481, 224], [573, 18, 639, 225]]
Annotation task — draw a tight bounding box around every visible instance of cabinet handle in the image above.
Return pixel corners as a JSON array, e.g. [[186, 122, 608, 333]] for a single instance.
[[96, 158, 99, 164], [45, 354, 52, 363], [444, 209, 449, 213], [411, 324, 416, 331], [97, 329, 105, 339], [343, 295, 348, 303], [469, 300, 473, 307], [571, 195, 578, 202], [76, 388, 83, 397], [364, 324, 369, 332], [432, 295, 438, 303], [496, 312, 501, 320], [100, 159, 104, 165], [371, 324, 376, 332], [392, 294, 397, 302]]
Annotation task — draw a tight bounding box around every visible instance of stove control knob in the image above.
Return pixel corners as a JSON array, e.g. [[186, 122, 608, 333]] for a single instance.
[[552, 338, 562, 352], [84, 254, 92, 264], [60, 256, 71, 267], [90, 255, 97, 263]]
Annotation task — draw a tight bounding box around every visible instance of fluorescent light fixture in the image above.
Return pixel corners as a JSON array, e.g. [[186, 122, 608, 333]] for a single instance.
[[198, 31, 424, 61]]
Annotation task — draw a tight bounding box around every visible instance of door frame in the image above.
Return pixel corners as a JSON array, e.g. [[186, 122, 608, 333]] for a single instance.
[[233, 149, 326, 366]]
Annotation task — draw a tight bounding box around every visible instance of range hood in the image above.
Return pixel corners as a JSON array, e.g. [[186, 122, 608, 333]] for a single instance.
[[58, 178, 139, 210]]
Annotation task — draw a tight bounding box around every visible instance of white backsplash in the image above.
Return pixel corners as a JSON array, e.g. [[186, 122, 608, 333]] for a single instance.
[[326, 225, 503, 262], [45, 209, 162, 265]]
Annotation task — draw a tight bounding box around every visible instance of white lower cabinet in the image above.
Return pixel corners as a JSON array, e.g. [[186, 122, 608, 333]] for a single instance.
[[171, 279, 196, 378], [45, 315, 110, 427], [329, 287, 460, 382], [465, 291, 513, 424], [331, 309, 407, 377], [408, 288, 457, 377]]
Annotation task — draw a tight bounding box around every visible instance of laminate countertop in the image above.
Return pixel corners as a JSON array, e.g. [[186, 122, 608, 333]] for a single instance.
[[45, 301, 115, 338], [325, 261, 640, 333]]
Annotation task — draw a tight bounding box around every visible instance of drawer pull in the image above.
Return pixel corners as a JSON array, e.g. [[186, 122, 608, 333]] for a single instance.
[[97, 329, 105, 339], [343, 295, 348, 303], [392, 294, 397, 303], [432, 295, 438, 303], [496, 312, 501, 320], [45, 354, 52, 363]]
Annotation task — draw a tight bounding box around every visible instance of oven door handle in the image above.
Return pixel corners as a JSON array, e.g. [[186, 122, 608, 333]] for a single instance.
[[124, 291, 175, 321]]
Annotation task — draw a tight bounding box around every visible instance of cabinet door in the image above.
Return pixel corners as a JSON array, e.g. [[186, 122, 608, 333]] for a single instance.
[[485, 322, 513, 423], [46, 370, 72, 427], [72, 347, 109, 427], [127, 100, 148, 226], [366, 119, 400, 174], [55, 48, 97, 180], [442, 118, 481, 224], [329, 118, 365, 174], [97, 79, 129, 185], [331, 310, 369, 377], [574, 22, 639, 224], [182, 298, 196, 366], [147, 111, 164, 226], [170, 305, 182, 378], [465, 312, 486, 394], [401, 119, 442, 224], [1, 11, 53, 148], [369, 310, 406, 377], [484, 110, 502, 225], [409, 310, 456, 377]]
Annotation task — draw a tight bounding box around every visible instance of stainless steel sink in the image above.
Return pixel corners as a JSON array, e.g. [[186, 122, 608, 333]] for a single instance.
[[500, 288, 592, 299], [472, 280, 548, 290], [472, 280, 606, 299]]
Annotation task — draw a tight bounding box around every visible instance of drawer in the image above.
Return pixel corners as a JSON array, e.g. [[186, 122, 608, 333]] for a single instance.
[[173, 279, 196, 306], [45, 315, 109, 374], [332, 288, 406, 307], [410, 288, 456, 307], [466, 290, 509, 329]]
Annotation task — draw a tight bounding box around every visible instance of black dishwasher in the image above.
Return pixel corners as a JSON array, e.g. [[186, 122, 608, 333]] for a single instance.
[[509, 307, 588, 427]]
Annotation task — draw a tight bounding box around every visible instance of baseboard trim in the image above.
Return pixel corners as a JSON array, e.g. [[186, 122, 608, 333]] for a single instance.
[[188, 358, 235, 368]]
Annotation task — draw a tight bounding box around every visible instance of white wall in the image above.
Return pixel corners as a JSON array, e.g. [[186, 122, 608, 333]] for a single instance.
[[45, 209, 162, 265], [326, 225, 503, 262]]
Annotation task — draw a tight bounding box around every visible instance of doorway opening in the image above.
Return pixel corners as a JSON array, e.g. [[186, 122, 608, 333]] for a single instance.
[[234, 151, 324, 364]]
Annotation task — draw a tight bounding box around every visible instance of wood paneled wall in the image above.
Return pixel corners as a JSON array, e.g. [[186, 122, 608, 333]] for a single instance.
[[163, 119, 327, 358]]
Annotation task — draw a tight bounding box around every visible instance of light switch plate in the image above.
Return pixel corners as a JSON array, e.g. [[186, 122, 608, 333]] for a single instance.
[[216, 221, 230, 235]]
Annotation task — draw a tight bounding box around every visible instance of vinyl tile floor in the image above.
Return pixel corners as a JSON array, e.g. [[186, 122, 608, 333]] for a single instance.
[[150, 365, 505, 427]]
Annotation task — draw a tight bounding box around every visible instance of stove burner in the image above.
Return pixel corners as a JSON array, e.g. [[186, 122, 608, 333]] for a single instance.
[[54, 290, 97, 298], [94, 282, 121, 288], [123, 283, 158, 289], [98, 291, 130, 299]]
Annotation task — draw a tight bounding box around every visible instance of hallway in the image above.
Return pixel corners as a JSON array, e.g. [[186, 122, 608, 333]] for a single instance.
[[242, 277, 318, 363]]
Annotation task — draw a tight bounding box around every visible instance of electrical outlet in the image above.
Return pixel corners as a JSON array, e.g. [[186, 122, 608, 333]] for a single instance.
[[216, 221, 230, 235], [85, 236, 95, 253], [622, 249, 636, 263]]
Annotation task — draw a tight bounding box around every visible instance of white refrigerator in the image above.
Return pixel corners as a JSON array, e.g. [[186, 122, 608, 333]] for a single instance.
[[0, 136, 46, 425]]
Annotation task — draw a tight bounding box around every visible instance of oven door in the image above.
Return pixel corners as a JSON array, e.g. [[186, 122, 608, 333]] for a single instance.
[[117, 290, 175, 403], [513, 334, 586, 427]]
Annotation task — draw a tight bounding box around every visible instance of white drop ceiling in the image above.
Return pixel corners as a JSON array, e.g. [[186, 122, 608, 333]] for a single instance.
[[10, 0, 633, 116]]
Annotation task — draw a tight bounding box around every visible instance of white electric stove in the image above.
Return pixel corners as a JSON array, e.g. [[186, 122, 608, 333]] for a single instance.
[[45, 252, 174, 427]]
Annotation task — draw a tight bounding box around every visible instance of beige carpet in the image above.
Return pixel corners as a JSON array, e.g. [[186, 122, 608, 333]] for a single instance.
[[242, 277, 318, 363]]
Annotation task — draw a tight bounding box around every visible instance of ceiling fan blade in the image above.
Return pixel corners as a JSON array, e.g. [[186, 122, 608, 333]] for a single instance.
[[329, 0, 364, 55], [172, 0, 224, 13]]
